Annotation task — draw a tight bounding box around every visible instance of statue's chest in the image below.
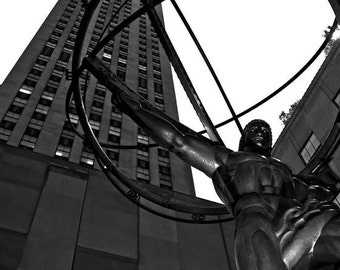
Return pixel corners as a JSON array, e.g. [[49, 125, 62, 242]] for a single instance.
[[226, 153, 291, 196]]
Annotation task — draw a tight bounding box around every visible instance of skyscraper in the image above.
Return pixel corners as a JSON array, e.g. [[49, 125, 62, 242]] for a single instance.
[[0, 0, 235, 269]]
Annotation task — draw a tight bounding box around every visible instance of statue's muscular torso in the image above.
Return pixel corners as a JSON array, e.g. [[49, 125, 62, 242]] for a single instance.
[[213, 151, 295, 217]]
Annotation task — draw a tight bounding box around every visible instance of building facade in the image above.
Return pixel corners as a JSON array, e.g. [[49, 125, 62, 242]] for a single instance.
[[273, 41, 340, 188], [0, 0, 236, 269]]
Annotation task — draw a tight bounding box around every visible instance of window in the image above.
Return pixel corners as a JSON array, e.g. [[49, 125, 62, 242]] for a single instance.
[[92, 100, 103, 109], [8, 104, 24, 114], [0, 127, 11, 141], [300, 133, 321, 164], [117, 70, 126, 81], [4, 111, 20, 122], [139, 52, 147, 60], [334, 90, 340, 107], [0, 120, 16, 130], [110, 119, 121, 128], [20, 135, 37, 150], [119, 46, 128, 53], [138, 88, 148, 99], [41, 45, 54, 57], [36, 104, 49, 115], [117, 60, 126, 69], [155, 103, 164, 111], [44, 85, 58, 94], [20, 127, 40, 149], [137, 167, 149, 181], [59, 51, 71, 62], [95, 88, 106, 97], [139, 39, 146, 46], [80, 147, 95, 166], [89, 118, 100, 130], [154, 82, 163, 93], [89, 112, 101, 122], [111, 107, 122, 120], [41, 92, 54, 101], [13, 96, 28, 107], [154, 73, 162, 81], [39, 97, 52, 107], [106, 149, 119, 162], [138, 77, 147, 88], [108, 134, 120, 144], [103, 52, 112, 59], [159, 165, 171, 175], [23, 78, 37, 88], [137, 159, 149, 169], [28, 118, 44, 130], [137, 134, 148, 145], [30, 68, 43, 76], [153, 57, 160, 65], [55, 144, 71, 159], [152, 50, 160, 58], [32, 111, 46, 121], [25, 127, 40, 137], [139, 46, 146, 53], [155, 97, 164, 105], [158, 148, 169, 158], [36, 58, 48, 67]]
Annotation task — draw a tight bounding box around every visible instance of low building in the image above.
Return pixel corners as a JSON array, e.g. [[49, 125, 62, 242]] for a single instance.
[[273, 41, 340, 189]]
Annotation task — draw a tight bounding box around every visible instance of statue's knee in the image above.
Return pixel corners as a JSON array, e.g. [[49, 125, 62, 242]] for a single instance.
[[253, 230, 274, 249], [252, 230, 286, 269]]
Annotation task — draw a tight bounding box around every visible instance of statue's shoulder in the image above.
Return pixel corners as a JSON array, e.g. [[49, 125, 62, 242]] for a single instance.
[[227, 151, 268, 164], [268, 156, 291, 170], [268, 156, 284, 164]]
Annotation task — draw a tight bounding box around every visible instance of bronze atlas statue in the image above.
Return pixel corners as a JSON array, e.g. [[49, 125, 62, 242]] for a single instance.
[[84, 55, 340, 270]]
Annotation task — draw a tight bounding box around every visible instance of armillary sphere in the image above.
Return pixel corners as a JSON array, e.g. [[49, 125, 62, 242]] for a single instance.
[[67, 0, 340, 223]]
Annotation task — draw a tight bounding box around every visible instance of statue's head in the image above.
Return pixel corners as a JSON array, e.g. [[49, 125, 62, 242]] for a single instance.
[[238, 119, 272, 156]]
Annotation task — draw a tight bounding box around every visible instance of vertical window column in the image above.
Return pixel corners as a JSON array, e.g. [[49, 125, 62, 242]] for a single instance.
[[19, 95, 52, 150], [107, 106, 121, 145], [151, 31, 165, 111], [136, 128, 150, 182], [0, 85, 33, 142], [158, 148, 172, 189], [106, 103, 121, 167], [55, 120, 77, 160]]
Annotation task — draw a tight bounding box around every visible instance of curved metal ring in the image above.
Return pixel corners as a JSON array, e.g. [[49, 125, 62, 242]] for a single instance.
[[68, 0, 232, 224]]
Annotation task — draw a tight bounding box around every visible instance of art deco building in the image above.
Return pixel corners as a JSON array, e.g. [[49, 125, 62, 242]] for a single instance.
[[0, 0, 235, 269]]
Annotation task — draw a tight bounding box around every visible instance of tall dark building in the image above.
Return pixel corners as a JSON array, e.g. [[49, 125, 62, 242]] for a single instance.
[[0, 0, 235, 269]]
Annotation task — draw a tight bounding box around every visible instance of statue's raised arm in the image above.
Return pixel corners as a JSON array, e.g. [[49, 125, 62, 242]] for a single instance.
[[83, 56, 232, 178]]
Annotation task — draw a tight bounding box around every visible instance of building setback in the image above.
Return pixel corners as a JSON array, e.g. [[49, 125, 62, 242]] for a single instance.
[[0, 0, 236, 269]]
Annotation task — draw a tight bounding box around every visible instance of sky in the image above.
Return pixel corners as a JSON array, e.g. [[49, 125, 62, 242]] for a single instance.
[[0, 1, 337, 202]]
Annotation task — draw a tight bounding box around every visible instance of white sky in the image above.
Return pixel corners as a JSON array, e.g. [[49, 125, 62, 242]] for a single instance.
[[0, 1, 337, 202]]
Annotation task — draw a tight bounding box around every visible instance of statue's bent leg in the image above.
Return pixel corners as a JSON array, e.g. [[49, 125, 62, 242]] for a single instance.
[[235, 209, 287, 270]]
